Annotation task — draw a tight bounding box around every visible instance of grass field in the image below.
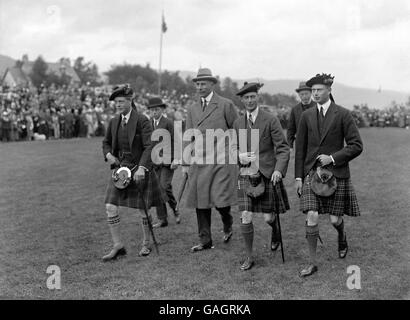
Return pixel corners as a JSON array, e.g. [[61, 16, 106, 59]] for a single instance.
[[0, 128, 409, 300]]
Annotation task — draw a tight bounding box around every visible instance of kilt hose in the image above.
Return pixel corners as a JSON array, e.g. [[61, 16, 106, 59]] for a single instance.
[[238, 174, 290, 214], [300, 174, 360, 217], [104, 169, 167, 210]]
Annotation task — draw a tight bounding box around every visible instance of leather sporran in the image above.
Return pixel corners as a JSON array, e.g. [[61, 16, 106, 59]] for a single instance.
[[245, 171, 265, 198], [310, 166, 337, 197]]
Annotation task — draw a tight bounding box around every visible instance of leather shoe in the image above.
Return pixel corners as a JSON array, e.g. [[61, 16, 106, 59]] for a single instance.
[[240, 257, 255, 271], [338, 233, 348, 259], [102, 246, 127, 262], [299, 264, 318, 277], [153, 220, 168, 228], [139, 245, 152, 257], [271, 241, 280, 251], [223, 231, 233, 243], [191, 242, 213, 252]]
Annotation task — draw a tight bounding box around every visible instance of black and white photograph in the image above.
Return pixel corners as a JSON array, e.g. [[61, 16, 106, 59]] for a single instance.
[[0, 0, 409, 306]]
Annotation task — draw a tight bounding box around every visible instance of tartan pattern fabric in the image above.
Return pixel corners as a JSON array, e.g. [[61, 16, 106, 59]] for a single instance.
[[300, 174, 360, 217], [107, 215, 120, 225], [237, 174, 290, 214], [105, 169, 166, 209]]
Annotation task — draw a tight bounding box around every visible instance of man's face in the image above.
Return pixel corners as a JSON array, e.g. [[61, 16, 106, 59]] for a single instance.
[[311, 84, 331, 105], [150, 106, 164, 120], [241, 92, 258, 112], [195, 80, 214, 98], [114, 96, 131, 115], [298, 90, 312, 105]]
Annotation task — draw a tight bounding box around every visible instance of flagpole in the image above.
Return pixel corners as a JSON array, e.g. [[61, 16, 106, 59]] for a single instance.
[[158, 11, 164, 95]]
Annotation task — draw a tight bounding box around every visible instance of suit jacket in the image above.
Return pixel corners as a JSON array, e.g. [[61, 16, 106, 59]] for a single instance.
[[102, 109, 154, 170], [233, 108, 290, 179], [295, 102, 363, 180], [184, 92, 239, 208], [152, 115, 174, 165], [287, 101, 316, 148]]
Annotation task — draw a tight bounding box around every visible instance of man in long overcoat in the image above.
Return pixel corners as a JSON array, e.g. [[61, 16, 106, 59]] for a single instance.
[[181, 68, 239, 252]]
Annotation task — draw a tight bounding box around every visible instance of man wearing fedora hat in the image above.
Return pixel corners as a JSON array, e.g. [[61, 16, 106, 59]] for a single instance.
[[147, 96, 180, 228], [180, 68, 239, 252], [102, 84, 164, 261], [287, 81, 315, 150], [295, 74, 363, 277]]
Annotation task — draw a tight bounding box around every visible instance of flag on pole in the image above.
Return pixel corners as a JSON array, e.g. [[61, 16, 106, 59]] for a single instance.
[[162, 13, 167, 33]]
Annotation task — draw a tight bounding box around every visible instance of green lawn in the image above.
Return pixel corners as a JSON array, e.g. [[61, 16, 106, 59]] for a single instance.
[[0, 128, 409, 299]]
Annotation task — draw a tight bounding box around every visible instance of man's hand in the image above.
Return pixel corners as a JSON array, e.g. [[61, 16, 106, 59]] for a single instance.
[[295, 180, 303, 197], [239, 152, 256, 165], [106, 153, 120, 166], [316, 154, 333, 167], [271, 170, 282, 186], [133, 167, 146, 182]]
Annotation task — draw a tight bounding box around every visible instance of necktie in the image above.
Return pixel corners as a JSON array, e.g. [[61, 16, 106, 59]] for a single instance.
[[318, 107, 325, 135], [202, 99, 207, 111], [121, 116, 127, 128], [248, 114, 253, 127]]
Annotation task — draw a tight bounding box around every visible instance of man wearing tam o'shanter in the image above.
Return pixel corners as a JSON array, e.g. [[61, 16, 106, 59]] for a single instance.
[[295, 74, 363, 277]]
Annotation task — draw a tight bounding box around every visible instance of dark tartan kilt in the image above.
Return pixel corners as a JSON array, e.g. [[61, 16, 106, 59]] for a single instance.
[[300, 174, 360, 217], [104, 169, 166, 210], [238, 174, 290, 214]]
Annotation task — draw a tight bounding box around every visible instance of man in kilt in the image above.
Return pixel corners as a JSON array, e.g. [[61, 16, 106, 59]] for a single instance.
[[295, 73, 363, 277], [233, 82, 290, 271], [102, 84, 164, 261]]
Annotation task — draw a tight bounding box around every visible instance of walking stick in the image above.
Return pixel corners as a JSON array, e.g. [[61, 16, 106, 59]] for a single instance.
[[272, 180, 285, 263], [276, 211, 285, 263], [138, 175, 160, 255], [175, 171, 188, 212]]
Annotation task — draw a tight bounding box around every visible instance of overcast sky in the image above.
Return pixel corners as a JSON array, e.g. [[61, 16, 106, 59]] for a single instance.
[[0, 0, 409, 92]]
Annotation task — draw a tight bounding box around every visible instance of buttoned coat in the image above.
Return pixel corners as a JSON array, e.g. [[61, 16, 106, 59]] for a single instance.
[[287, 101, 316, 148], [233, 108, 290, 179], [102, 109, 154, 170], [295, 102, 363, 180], [184, 92, 239, 209]]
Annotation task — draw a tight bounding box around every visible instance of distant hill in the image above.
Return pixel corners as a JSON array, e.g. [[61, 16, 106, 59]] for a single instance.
[[179, 71, 409, 110], [0, 54, 16, 78], [2, 55, 408, 109]]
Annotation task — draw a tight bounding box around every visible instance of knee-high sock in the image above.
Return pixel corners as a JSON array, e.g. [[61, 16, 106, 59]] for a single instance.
[[141, 215, 152, 247], [267, 215, 280, 243], [240, 222, 254, 259], [306, 223, 319, 265], [333, 218, 345, 242], [107, 215, 122, 247]]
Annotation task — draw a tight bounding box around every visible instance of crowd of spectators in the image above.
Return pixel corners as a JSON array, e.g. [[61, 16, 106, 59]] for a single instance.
[[0, 84, 193, 142], [351, 104, 410, 129], [1, 84, 409, 143]]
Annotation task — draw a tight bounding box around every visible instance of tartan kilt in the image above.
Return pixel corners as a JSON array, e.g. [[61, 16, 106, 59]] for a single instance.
[[104, 169, 166, 210], [300, 174, 360, 217], [238, 174, 290, 214]]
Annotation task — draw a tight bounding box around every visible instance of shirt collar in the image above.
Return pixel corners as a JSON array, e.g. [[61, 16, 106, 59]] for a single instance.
[[246, 106, 259, 122], [154, 115, 162, 125], [122, 109, 132, 123], [317, 99, 331, 115], [202, 91, 214, 104]]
